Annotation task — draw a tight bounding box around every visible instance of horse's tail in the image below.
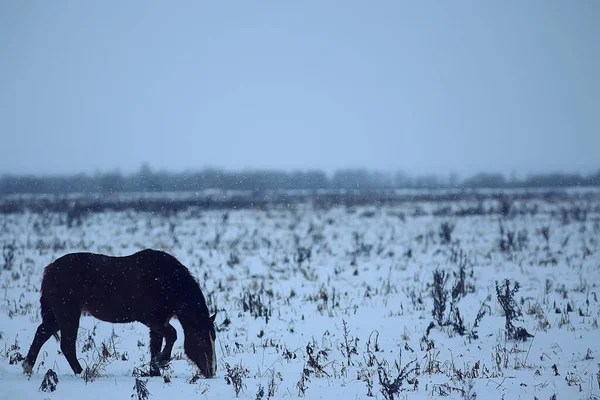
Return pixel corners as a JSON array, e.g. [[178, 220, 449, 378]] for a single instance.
[[40, 264, 60, 342]]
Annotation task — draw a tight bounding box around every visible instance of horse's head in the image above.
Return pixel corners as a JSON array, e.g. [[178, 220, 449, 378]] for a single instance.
[[184, 313, 217, 377]]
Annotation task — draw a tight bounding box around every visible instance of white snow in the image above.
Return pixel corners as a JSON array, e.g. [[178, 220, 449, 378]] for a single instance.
[[1, 192, 599, 399]]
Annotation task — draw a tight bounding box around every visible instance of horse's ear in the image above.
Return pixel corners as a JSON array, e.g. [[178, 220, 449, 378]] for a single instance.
[[210, 313, 217, 323]]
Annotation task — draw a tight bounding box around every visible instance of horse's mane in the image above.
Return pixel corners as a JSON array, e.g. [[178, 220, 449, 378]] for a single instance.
[[167, 254, 210, 318]]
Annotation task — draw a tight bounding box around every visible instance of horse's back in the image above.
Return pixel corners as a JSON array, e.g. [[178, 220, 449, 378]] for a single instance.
[[44, 249, 179, 278], [41, 249, 186, 322]]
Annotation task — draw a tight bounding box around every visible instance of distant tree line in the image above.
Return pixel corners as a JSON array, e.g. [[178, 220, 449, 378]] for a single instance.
[[0, 165, 599, 195]]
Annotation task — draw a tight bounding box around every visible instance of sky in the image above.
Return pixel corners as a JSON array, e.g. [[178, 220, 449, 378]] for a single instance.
[[1, 1, 599, 178]]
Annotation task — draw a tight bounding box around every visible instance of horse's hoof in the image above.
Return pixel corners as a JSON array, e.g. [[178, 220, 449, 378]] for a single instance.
[[157, 359, 170, 368], [22, 360, 33, 375], [154, 352, 171, 368]]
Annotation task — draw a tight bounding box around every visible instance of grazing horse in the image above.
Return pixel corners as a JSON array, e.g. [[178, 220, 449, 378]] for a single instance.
[[22, 249, 217, 378]]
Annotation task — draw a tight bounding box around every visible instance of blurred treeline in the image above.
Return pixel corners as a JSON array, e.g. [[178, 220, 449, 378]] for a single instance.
[[1, 164, 599, 194]]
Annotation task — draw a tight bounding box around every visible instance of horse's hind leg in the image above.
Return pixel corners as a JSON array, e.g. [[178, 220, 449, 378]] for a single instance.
[[23, 319, 59, 374], [56, 309, 83, 375], [23, 297, 59, 374]]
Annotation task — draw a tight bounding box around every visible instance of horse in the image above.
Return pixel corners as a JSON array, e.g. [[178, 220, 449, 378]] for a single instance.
[[22, 249, 217, 378]]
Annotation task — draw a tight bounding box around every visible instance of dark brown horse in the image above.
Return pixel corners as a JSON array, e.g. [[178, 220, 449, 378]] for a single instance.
[[22, 249, 217, 378]]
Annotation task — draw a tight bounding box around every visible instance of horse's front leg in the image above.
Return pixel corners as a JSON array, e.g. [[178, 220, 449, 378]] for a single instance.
[[148, 323, 177, 376], [155, 323, 177, 364], [148, 330, 163, 377]]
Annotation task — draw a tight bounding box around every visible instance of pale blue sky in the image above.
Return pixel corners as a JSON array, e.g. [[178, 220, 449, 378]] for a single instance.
[[1, 1, 598, 178]]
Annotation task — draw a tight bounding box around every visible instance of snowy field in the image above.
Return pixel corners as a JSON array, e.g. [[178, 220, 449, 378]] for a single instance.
[[1, 192, 600, 399]]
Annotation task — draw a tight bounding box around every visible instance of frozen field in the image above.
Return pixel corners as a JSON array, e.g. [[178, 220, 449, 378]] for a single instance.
[[1, 192, 599, 399]]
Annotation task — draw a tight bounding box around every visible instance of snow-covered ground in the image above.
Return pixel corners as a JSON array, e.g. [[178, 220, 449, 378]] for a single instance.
[[1, 193, 599, 399]]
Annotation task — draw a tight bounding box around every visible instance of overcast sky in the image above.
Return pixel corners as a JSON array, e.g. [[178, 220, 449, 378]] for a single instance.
[[1, 1, 598, 178]]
